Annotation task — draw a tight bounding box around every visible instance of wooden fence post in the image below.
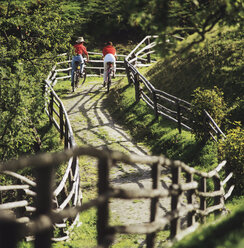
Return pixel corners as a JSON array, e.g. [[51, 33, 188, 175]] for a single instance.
[[186, 173, 195, 227], [124, 60, 132, 85], [68, 54, 71, 76], [34, 166, 54, 248], [16, 179, 25, 219], [176, 100, 182, 134], [0, 214, 22, 248], [199, 177, 207, 223], [170, 166, 181, 238], [214, 176, 221, 218], [146, 162, 160, 248], [131, 52, 136, 66], [97, 156, 113, 247], [135, 73, 140, 103], [70, 156, 77, 189]]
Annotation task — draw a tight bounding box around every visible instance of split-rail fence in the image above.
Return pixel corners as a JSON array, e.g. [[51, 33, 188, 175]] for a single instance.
[[0, 146, 234, 248], [124, 35, 226, 141]]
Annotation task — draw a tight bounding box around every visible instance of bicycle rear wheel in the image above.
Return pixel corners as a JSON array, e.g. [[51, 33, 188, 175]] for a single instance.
[[73, 71, 79, 92], [107, 69, 111, 93], [81, 67, 86, 85]]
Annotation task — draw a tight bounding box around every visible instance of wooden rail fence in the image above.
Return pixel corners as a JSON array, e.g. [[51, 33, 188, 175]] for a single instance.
[[124, 36, 226, 141], [51, 51, 127, 83], [0, 146, 234, 247], [0, 63, 82, 244]]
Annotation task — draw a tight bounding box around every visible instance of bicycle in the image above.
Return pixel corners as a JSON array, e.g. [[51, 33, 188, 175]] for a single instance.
[[104, 62, 113, 93], [72, 61, 86, 92]]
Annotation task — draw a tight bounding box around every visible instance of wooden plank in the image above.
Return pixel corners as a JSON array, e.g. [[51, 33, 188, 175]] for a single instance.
[[221, 172, 233, 186], [2, 171, 36, 187], [59, 180, 77, 210], [0, 185, 29, 191], [54, 159, 73, 197], [224, 185, 235, 200], [0, 200, 28, 210]]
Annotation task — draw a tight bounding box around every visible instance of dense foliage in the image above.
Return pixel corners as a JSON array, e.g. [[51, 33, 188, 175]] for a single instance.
[[128, 0, 243, 56], [0, 0, 72, 160], [78, 0, 145, 44]]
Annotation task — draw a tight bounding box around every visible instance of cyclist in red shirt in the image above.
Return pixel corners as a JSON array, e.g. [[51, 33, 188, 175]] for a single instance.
[[71, 37, 89, 86], [102, 41, 117, 86]]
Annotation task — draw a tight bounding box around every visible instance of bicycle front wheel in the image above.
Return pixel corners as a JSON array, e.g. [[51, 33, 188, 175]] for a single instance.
[[72, 74, 76, 92]]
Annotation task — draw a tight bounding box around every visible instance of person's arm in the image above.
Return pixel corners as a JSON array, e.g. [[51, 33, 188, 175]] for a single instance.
[[83, 46, 89, 62], [102, 47, 106, 59]]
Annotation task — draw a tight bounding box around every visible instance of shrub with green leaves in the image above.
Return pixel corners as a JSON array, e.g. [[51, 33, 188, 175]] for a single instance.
[[190, 86, 227, 142], [218, 124, 244, 196]]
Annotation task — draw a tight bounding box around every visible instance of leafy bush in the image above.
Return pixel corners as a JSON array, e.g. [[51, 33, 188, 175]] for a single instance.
[[218, 124, 244, 196], [190, 86, 227, 142]]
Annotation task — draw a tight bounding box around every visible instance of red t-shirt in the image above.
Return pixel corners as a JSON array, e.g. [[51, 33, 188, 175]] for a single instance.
[[74, 43, 88, 56], [102, 45, 116, 56]]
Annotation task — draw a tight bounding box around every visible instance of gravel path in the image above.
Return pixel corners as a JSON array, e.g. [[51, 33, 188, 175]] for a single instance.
[[60, 79, 171, 226]]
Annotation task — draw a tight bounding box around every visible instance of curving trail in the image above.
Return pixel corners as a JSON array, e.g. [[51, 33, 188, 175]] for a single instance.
[[60, 78, 171, 226]]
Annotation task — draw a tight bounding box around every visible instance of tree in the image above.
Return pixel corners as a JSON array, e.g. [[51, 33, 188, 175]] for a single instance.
[[128, 0, 243, 56], [0, 0, 73, 161]]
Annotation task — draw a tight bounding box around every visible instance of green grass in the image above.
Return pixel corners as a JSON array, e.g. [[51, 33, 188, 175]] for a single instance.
[[171, 201, 244, 248], [53, 206, 97, 248]]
